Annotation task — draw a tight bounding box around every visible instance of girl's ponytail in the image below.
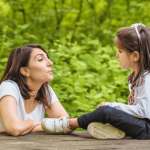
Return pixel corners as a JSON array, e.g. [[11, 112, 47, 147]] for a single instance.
[[139, 26, 150, 72]]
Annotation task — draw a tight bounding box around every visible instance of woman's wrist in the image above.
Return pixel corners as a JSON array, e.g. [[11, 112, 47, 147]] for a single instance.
[[31, 124, 44, 132], [34, 120, 41, 124]]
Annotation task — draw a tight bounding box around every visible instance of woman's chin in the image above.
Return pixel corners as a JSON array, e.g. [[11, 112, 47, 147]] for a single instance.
[[48, 77, 54, 82], [43, 77, 53, 83]]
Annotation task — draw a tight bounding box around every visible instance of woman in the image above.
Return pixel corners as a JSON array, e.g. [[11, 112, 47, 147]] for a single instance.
[[0, 44, 72, 136]]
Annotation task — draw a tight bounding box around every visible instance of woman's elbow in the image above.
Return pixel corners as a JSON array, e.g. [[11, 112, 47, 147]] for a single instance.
[[5, 124, 21, 136]]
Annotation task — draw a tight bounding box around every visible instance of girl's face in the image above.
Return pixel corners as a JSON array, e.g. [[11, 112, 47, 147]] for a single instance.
[[115, 37, 133, 70], [25, 48, 53, 83]]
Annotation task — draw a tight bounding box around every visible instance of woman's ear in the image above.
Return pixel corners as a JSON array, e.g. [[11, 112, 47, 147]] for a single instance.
[[132, 51, 140, 62], [20, 67, 30, 77]]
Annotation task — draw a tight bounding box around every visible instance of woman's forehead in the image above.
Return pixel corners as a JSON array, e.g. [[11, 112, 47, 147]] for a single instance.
[[31, 48, 47, 57]]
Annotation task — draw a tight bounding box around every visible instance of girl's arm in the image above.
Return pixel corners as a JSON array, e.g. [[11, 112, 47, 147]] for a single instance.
[[105, 102, 143, 117], [104, 80, 150, 118], [0, 96, 41, 136], [45, 101, 69, 118]]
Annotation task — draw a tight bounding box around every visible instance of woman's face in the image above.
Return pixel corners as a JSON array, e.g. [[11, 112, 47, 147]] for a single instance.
[[25, 48, 53, 83]]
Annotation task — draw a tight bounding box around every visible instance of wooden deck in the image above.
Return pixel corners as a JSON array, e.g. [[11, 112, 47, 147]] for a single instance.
[[0, 131, 150, 150]]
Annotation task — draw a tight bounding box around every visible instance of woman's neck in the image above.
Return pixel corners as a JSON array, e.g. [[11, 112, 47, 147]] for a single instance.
[[25, 78, 43, 102]]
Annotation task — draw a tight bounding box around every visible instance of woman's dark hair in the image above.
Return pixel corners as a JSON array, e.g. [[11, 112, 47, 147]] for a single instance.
[[116, 25, 150, 89], [0, 44, 51, 108]]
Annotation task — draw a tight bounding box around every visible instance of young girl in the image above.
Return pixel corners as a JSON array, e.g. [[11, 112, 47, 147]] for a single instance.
[[0, 44, 73, 136], [42, 23, 150, 139]]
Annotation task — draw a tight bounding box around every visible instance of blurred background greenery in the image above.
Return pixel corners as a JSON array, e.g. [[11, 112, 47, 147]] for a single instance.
[[0, 0, 149, 126]]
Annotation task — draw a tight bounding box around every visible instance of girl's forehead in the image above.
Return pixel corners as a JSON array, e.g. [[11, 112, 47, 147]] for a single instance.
[[114, 37, 119, 46], [114, 37, 122, 49]]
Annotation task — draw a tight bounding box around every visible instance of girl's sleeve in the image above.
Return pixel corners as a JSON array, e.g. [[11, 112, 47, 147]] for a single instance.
[[105, 80, 150, 118], [0, 81, 19, 103]]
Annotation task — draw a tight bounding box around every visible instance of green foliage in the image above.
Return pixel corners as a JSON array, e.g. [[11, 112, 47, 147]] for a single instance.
[[0, 26, 8, 77], [48, 38, 131, 118], [0, 0, 145, 121]]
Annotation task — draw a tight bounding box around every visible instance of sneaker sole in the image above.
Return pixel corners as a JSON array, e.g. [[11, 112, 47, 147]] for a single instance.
[[87, 122, 126, 139]]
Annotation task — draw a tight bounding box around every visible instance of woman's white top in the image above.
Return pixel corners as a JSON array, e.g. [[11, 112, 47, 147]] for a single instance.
[[106, 72, 150, 119], [0, 80, 59, 131]]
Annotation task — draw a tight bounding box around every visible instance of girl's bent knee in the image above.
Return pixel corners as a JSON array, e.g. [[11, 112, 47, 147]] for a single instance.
[[97, 106, 112, 116]]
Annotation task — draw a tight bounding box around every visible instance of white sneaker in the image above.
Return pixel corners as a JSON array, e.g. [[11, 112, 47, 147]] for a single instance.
[[87, 122, 126, 139], [41, 117, 73, 134]]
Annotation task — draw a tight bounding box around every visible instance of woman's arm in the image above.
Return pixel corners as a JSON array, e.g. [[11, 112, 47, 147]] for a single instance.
[[0, 95, 40, 136], [30, 124, 44, 132], [45, 101, 69, 118]]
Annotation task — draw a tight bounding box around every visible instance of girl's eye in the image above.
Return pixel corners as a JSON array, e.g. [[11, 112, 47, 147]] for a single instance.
[[119, 50, 122, 53]]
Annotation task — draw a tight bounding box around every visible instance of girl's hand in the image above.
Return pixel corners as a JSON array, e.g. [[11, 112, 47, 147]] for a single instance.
[[98, 102, 106, 107]]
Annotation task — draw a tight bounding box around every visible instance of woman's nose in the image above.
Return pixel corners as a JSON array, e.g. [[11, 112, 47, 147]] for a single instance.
[[49, 60, 53, 66], [47, 59, 53, 66]]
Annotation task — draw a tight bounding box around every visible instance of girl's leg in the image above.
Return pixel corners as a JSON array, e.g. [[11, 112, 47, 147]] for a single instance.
[[69, 106, 150, 139]]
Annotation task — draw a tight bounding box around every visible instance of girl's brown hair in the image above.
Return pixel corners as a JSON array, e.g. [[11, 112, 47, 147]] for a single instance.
[[0, 44, 51, 107], [117, 25, 150, 89]]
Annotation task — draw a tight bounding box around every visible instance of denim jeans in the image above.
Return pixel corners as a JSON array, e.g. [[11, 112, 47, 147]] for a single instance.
[[77, 106, 150, 139]]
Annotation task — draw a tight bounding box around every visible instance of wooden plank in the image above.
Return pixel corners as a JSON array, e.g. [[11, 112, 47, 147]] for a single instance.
[[0, 131, 150, 150]]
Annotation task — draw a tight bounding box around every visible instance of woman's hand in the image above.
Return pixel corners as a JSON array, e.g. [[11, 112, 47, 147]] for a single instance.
[[31, 123, 44, 132], [98, 102, 106, 107], [0, 130, 6, 133]]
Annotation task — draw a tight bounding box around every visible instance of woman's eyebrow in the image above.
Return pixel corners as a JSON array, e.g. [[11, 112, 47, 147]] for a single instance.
[[35, 54, 49, 58]]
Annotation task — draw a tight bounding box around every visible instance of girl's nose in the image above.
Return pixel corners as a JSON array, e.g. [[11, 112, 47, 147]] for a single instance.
[[116, 51, 119, 57]]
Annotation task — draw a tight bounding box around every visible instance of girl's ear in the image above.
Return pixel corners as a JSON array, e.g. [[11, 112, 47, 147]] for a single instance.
[[20, 67, 30, 77], [132, 51, 140, 62]]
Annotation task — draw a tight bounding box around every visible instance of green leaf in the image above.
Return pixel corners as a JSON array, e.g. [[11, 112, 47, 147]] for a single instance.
[[0, 57, 8, 63], [116, 98, 127, 103], [90, 89, 97, 96], [74, 86, 83, 93]]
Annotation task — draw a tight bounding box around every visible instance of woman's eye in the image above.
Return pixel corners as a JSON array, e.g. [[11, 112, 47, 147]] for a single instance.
[[38, 59, 43, 61], [119, 50, 122, 53]]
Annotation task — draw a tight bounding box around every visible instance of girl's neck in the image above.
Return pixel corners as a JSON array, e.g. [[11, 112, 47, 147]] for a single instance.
[[134, 71, 138, 79], [133, 62, 140, 79]]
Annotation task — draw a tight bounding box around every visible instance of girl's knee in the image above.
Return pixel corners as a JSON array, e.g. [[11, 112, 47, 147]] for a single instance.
[[98, 105, 112, 116]]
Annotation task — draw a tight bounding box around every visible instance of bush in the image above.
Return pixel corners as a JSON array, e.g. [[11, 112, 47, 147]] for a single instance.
[[47, 37, 131, 118]]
